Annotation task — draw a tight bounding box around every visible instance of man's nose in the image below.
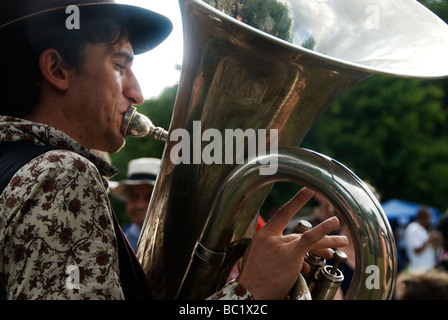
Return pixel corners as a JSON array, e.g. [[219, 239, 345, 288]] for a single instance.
[[124, 69, 144, 105]]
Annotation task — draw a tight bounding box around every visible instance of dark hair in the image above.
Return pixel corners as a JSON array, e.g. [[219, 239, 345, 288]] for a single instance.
[[238, 7, 253, 25], [0, 19, 127, 118], [416, 206, 431, 220]]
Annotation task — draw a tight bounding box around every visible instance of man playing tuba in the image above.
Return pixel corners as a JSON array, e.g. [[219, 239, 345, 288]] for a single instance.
[[0, 0, 346, 300]]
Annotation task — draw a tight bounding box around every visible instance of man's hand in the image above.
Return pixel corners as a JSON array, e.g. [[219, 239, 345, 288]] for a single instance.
[[236, 187, 348, 300]]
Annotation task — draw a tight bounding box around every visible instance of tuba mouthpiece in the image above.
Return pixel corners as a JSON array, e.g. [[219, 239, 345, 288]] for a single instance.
[[121, 106, 168, 142]]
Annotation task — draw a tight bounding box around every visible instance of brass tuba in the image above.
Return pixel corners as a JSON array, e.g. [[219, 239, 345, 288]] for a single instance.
[[124, 0, 448, 299]]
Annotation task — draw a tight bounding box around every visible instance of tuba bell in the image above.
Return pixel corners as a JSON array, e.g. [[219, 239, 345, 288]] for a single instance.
[[123, 0, 448, 299]]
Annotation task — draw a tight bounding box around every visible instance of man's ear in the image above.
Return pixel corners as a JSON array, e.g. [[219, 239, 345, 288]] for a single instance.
[[39, 48, 70, 91]]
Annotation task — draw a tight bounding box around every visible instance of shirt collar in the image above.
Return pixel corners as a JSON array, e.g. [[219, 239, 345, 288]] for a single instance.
[[0, 115, 119, 177]]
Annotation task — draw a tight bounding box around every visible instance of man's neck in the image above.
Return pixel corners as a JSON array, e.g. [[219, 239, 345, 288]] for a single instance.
[[25, 97, 85, 148]]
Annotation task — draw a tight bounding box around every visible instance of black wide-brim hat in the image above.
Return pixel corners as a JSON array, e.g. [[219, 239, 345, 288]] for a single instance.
[[0, 0, 173, 55]]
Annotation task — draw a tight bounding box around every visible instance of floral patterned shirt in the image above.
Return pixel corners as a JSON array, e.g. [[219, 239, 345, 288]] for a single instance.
[[0, 116, 122, 300], [0, 116, 252, 300]]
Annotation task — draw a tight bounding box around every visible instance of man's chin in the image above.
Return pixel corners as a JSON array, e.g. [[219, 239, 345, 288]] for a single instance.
[[101, 135, 126, 154], [111, 139, 126, 154]]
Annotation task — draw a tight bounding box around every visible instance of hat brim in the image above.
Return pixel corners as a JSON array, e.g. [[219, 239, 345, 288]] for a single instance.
[[1, 3, 173, 55], [109, 179, 156, 201]]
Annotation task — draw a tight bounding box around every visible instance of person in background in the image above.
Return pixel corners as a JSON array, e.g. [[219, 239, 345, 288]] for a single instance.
[[230, 2, 239, 19], [403, 207, 442, 275], [237, 7, 253, 25], [109, 158, 160, 251], [395, 212, 448, 299]]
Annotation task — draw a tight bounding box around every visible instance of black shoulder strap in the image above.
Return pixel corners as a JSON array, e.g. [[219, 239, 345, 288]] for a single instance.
[[0, 144, 56, 195], [111, 210, 152, 299]]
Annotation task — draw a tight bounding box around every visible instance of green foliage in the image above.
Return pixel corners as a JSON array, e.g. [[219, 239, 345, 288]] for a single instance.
[[302, 76, 448, 211], [237, 0, 292, 41], [419, 0, 448, 22], [299, 0, 448, 212]]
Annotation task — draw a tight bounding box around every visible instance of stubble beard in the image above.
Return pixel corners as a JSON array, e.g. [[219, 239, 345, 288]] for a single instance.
[[104, 130, 126, 154], [97, 118, 126, 154]]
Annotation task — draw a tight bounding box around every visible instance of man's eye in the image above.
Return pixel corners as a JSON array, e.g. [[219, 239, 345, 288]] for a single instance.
[[115, 63, 126, 70]]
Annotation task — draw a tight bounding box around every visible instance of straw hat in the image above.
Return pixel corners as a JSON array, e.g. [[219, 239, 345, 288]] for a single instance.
[[0, 0, 172, 54], [109, 158, 161, 201]]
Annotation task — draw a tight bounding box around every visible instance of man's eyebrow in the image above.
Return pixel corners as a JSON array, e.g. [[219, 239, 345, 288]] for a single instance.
[[112, 51, 134, 63]]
